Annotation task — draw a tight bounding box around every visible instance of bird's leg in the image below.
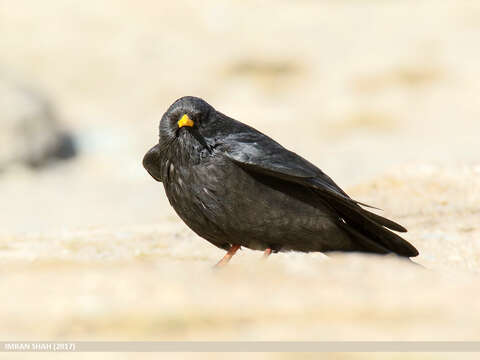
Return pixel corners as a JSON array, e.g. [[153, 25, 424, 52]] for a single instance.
[[263, 248, 272, 259], [214, 245, 241, 267]]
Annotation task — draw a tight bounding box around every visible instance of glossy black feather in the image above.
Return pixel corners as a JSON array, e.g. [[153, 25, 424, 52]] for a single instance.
[[143, 96, 419, 258], [143, 145, 164, 182]]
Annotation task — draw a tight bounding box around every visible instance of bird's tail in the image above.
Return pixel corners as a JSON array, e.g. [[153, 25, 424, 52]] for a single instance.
[[324, 195, 419, 257]]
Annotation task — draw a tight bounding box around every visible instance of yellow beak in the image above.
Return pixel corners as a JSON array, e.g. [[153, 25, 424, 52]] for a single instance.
[[177, 114, 194, 128]]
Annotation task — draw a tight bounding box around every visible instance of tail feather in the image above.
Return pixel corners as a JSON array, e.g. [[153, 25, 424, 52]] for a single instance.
[[363, 220, 419, 257], [320, 192, 418, 257], [362, 209, 407, 232], [337, 221, 390, 254]]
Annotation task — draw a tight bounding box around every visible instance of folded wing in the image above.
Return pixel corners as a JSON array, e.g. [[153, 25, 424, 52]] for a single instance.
[[222, 131, 418, 257]]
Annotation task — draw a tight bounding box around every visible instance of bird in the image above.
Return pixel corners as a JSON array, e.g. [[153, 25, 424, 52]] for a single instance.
[[143, 96, 418, 267]]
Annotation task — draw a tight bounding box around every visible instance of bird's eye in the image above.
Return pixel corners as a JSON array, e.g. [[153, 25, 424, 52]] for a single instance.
[[190, 113, 206, 127], [192, 112, 202, 122], [197, 110, 211, 125]]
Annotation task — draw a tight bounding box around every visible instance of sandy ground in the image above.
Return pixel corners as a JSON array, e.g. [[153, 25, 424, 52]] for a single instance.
[[2, 164, 480, 343], [1, 1, 480, 359]]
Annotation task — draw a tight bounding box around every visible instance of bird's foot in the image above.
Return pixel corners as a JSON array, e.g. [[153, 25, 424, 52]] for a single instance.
[[214, 245, 241, 268], [262, 248, 272, 259]]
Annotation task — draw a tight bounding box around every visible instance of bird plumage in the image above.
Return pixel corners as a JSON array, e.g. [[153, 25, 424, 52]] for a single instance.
[[143, 96, 418, 260]]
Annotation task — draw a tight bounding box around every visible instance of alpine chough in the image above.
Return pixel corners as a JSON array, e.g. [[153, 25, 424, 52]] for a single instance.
[[143, 96, 418, 266]]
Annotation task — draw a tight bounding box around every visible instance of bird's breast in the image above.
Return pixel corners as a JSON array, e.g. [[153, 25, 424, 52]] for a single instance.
[[162, 154, 231, 242], [162, 153, 283, 234]]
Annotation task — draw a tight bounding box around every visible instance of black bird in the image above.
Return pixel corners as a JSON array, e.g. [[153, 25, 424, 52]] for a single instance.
[[143, 96, 418, 266]]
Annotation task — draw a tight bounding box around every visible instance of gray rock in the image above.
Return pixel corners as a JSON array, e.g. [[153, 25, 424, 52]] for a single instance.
[[0, 79, 76, 171]]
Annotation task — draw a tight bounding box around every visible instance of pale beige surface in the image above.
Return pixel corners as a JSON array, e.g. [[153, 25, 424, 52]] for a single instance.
[[1, 165, 480, 343], [1, 1, 480, 358]]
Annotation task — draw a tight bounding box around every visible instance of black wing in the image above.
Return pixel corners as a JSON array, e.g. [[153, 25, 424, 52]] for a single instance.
[[221, 131, 418, 257], [143, 144, 164, 182]]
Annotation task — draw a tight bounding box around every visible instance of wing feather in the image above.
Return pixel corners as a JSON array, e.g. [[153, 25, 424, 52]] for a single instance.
[[221, 130, 417, 257]]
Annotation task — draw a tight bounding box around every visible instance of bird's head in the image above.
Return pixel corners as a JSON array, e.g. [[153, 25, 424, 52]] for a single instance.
[[159, 96, 217, 151], [143, 96, 221, 182]]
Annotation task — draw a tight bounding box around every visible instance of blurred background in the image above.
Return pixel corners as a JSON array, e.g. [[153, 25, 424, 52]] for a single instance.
[[2, 0, 480, 232], [1, 1, 480, 358]]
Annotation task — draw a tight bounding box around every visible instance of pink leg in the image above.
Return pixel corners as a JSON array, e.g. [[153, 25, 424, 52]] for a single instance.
[[263, 248, 272, 259], [214, 245, 241, 267]]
